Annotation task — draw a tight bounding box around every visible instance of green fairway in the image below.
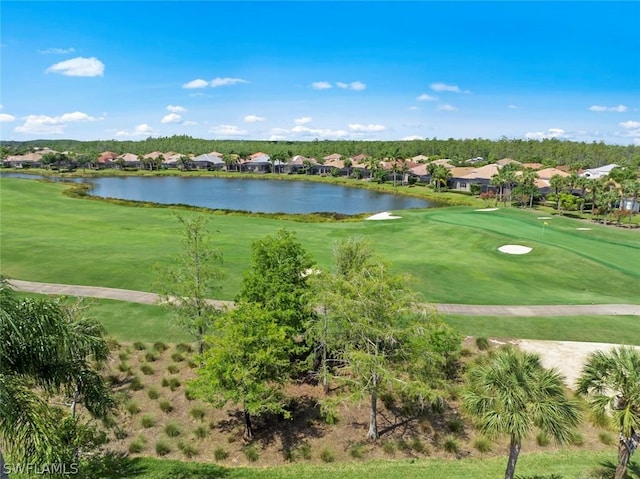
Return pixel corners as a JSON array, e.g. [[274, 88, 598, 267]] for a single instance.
[[1, 177, 639, 305]]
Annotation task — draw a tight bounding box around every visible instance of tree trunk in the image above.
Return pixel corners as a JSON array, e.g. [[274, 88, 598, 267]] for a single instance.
[[243, 408, 254, 441], [367, 376, 379, 441], [0, 449, 9, 479], [614, 440, 630, 479], [504, 437, 521, 479], [70, 383, 79, 418]]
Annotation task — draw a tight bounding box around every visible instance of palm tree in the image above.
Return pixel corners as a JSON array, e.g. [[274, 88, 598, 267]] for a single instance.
[[430, 164, 451, 192], [343, 158, 353, 178], [577, 346, 640, 479], [463, 347, 581, 479], [549, 174, 567, 212]]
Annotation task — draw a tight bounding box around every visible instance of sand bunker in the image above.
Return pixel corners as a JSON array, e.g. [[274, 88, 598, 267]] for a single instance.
[[498, 244, 532, 255], [576, 227, 592, 231], [365, 211, 402, 220], [475, 208, 499, 212], [537, 216, 553, 220]]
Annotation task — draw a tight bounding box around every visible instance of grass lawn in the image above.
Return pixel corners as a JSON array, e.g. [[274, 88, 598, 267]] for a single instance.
[[1, 177, 639, 305]]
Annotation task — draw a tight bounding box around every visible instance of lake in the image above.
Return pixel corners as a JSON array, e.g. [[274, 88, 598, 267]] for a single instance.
[[0, 174, 433, 214]]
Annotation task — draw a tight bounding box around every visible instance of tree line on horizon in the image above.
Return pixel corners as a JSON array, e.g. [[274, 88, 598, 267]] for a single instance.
[[2, 135, 639, 170]]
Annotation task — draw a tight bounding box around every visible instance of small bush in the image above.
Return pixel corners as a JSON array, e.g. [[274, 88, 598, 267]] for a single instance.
[[155, 440, 171, 456], [382, 440, 396, 455], [125, 400, 141, 415], [178, 441, 198, 458], [297, 442, 312, 460], [473, 436, 492, 454], [184, 388, 197, 401], [443, 436, 459, 454], [164, 422, 181, 437], [475, 337, 490, 351], [536, 431, 550, 447], [598, 431, 614, 446], [158, 398, 173, 413], [167, 364, 180, 374], [147, 387, 160, 400], [117, 362, 131, 373], [396, 438, 411, 452], [133, 341, 146, 351], [168, 377, 181, 391], [107, 374, 120, 386], [128, 439, 144, 454], [194, 425, 208, 439], [244, 445, 259, 462], [214, 447, 229, 461], [118, 351, 129, 361], [144, 351, 158, 362], [153, 341, 168, 352], [349, 442, 366, 459], [161, 377, 170, 387], [140, 364, 154, 376], [114, 428, 128, 440], [447, 416, 464, 434], [319, 448, 335, 463], [187, 359, 197, 369], [141, 415, 155, 428], [190, 406, 206, 421], [460, 347, 473, 357], [171, 352, 185, 362], [411, 437, 427, 453], [176, 343, 193, 353], [129, 376, 144, 391], [569, 431, 584, 446]]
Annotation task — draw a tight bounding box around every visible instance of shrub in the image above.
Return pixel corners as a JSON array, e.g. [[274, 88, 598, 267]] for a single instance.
[[382, 440, 396, 455], [178, 441, 198, 458], [319, 448, 335, 463], [161, 377, 170, 387], [164, 422, 181, 437], [411, 437, 427, 453], [214, 447, 229, 461], [147, 387, 160, 400], [598, 431, 614, 446], [153, 341, 168, 352], [129, 376, 144, 391], [144, 351, 158, 362], [168, 377, 181, 391], [176, 343, 193, 353], [171, 352, 185, 362], [244, 445, 259, 462], [349, 442, 366, 459], [396, 438, 411, 452], [114, 428, 128, 440], [298, 441, 312, 460], [141, 415, 155, 428], [475, 337, 490, 351], [443, 436, 459, 454], [190, 406, 206, 421], [167, 364, 180, 374], [184, 388, 197, 401], [118, 351, 129, 361], [125, 400, 141, 415], [128, 439, 144, 454], [155, 440, 171, 456], [447, 416, 464, 434], [133, 341, 146, 351], [117, 362, 131, 373], [569, 431, 584, 446], [473, 436, 492, 454], [158, 398, 173, 413], [187, 359, 197, 369], [194, 425, 208, 439], [107, 374, 120, 386], [141, 364, 154, 376], [536, 431, 550, 447]]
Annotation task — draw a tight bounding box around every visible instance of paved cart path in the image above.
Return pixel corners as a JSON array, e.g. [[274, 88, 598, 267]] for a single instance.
[[9, 279, 640, 317]]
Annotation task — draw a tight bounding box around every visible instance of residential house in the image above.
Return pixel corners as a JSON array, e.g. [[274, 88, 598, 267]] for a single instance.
[[411, 154, 429, 163], [449, 164, 499, 192], [580, 163, 619, 179], [96, 151, 118, 169], [286, 155, 319, 174], [192, 153, 224, 170], [243, 152, 276, 173], [117, 153, 142, 169], [495, 158, 522, 167], [3, 152, 44, 168]]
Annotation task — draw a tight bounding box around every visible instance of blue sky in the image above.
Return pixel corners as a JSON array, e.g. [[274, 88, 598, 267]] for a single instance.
[[1, 1, 639, 144]]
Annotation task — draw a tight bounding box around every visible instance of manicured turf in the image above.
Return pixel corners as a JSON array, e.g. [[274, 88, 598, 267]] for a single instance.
[[1, 177, 639, 305]]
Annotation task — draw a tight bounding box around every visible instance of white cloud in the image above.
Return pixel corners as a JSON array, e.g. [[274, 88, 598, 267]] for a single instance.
[[115, 123, 155, 137], [430, 82, 470, 94], [416, 93, 438, 101], [615, 120, 640, 143], [294, 117, 312, 125], [210, 77, 249, 87], [408, 106, 420, 111], [337, 81, 366, 91], [508, 104, 518, 109], [38, 47, 76, 55], [46, 57, 104, 77], [589, 105, 628, 112], [209, 124, 248, 136], [183, 120, 198, 126], [167, 105, 186, 113], [161, 113, 182, 124], [438, 104, 458, 111], [0, 113, 16, 122], [269, 135, 287, 141], [525, 128, 568, 140], [14, 111, 99, 134], [402, 135, 423, 141], [244, 114, 265, 123], [619, 120, 640, 129], [183, 79, 209, 89], [290, 125, 348, 138], [348, 123, 386, 132], [311, 81, 332, 90]]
